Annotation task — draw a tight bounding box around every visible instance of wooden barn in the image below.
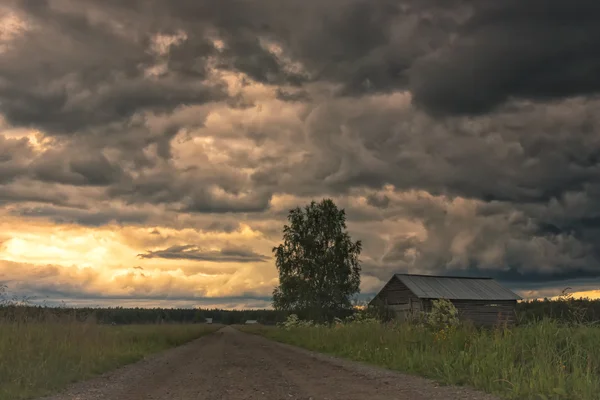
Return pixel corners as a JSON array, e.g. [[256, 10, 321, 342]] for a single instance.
[[369, 273, 522, 327]]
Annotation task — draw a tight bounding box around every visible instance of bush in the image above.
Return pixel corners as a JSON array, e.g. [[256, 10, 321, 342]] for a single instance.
[[345, 308, 379, 325], [278, 311, 381, 330], [279, 314, 317, 329], [427, 299, 459, 330]]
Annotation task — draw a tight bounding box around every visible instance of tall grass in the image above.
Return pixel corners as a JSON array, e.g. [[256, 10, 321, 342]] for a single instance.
[[0, 319, 219, 400], [243, 321, 600, 400]]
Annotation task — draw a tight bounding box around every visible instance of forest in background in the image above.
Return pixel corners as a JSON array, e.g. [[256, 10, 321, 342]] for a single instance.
[[2, 296, 600, 325], [0, 304, 287, 325]]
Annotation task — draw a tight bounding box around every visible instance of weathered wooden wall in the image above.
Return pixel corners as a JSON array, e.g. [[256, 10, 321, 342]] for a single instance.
[[422, 299, 517, 327], [372, 277, 419, 306], [388, 302, 423, 322], [371, 277, 423, 321]]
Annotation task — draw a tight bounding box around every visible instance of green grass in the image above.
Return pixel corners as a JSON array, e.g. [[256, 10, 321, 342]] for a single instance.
[[0, 321, 220, 400], [241, 321, 600, 400]]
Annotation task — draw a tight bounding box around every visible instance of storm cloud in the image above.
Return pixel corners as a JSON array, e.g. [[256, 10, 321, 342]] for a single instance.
[[138, 244, 270, 263], [2, 0, 600, 306]]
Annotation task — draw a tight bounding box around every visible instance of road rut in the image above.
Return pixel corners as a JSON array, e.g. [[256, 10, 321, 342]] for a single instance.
[[42, 326, 500, 400]]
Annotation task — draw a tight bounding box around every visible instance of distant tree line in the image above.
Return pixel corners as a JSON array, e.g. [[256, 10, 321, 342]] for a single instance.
[[3, 297, 600, 325], [86, 307, 289, 325], [516, 297, 600, 324], [0, 305, 288, 325]]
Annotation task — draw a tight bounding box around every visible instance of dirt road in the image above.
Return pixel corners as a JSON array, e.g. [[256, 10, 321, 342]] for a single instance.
[[43, 326, 500, 400]]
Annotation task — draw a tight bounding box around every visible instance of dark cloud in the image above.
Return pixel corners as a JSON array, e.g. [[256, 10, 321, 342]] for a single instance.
[[456, 266, 600, 287], [0, 182, 75, 207], [1, 1, 227, 134], [4, 0, 599, 131], [205, 221, 241, 234], [183, 188, 273, 214], [31, 150, 125, 186], [275, 88, 311, 103], [11, 205, 151, 227], [110, 176, 272, 214], [410, 0, 600, 115], [366, 193, 390, 209], [355, 190, 600, 291], [295, 97, 600, 205], [138, 244, 270, 263], [0, 0, 458, 136], [0, 136, 34, 184]]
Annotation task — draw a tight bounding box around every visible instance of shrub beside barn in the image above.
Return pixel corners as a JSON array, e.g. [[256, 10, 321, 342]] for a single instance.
[[369, 274, 522, 327]]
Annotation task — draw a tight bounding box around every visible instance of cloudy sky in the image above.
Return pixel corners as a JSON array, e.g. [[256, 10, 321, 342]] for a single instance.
[[1, 0, 600, 309]]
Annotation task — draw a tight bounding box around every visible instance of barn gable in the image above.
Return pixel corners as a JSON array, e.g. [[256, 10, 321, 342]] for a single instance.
[[369, 275, 417, 306]]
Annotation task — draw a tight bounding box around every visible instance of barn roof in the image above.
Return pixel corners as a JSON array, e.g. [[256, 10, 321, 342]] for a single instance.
[[392, 273, 522, 301]]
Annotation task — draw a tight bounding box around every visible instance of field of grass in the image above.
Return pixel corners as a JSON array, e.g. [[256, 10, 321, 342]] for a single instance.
[[0, 321, 220, 400], [241, 321, 600, 400]]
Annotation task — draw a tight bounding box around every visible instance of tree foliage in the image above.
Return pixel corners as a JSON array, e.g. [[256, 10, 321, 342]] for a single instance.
[[272, 198, 362, 322]]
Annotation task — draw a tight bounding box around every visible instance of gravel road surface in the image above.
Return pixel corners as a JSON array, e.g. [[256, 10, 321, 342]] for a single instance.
[[42, 326, 500, 400]]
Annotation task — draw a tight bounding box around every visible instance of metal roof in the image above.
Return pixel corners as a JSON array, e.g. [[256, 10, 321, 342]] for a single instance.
[[394, 273, 522, 301]]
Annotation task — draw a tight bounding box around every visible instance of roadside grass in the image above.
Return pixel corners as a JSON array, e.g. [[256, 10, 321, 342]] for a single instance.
[[0, 321, 220, 400], [240, 321, 600, 400]]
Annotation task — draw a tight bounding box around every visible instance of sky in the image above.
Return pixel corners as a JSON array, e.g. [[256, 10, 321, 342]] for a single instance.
[[1, 0, 600, 309]]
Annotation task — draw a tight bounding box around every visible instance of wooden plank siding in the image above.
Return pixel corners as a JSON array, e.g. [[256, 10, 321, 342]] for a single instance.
[[372, 276, 420, 306], [421, 299, 517, 327], [371, 277, 423, 321]]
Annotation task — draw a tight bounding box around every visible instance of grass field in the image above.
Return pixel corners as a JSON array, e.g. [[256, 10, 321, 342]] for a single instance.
[[0, 321, 220, 400], [241, 321, 600, 400]]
